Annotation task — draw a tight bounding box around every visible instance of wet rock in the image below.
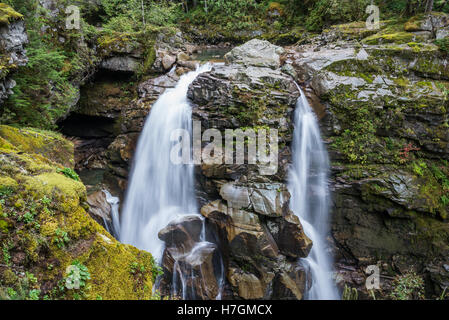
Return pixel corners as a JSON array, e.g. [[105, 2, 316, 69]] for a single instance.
[[158, 214, 204, 253], [201, 200, 279, 258], [271, 264, 310, 300], [224, 39, 285, 69], [219, 182, 290, 217], [188, 62, 299, 140], [87, 190, 112, 227], [175, 242, 220, 300], [158, 215, 223, 300], [267, 214, 313, 258], [162, 54, 176, 70], [100, 56, 141, 73], [0, 14, 28, 104], [138, 69, 179, 100], [177, 52, 190, 62], [228, 268, 264, 299]]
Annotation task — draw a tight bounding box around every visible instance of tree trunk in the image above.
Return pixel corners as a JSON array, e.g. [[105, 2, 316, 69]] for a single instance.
[[141, 0, 145, 27], [405, 0, 413, 16], [425, 0, 434, 13]]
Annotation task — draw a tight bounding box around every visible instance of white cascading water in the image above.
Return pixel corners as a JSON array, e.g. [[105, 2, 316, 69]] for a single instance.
[[118, 63, 225, 299], [289, 88, 340, 300], [104, 190, 121, 239], [119, 64, 212, 261]]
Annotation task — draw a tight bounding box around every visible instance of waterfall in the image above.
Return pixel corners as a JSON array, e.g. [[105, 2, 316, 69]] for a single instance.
[[118, 63, 225, 299], [288, 88, 340, 300], [119, 64, 212, 260]]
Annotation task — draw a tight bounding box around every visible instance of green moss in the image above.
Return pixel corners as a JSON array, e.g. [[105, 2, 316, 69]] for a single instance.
[[139, 40, 156, 75], [404, 15, 424, 32], [0, 126, 159, 300], [363, 32, 418, 45], [0, 125, 74, 168]]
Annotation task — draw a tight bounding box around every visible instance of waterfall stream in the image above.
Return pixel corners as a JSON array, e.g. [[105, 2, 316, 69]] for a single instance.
[[289, 88, 340, 300], [119, 64, 212, 260], [118, 64, 226, 299]]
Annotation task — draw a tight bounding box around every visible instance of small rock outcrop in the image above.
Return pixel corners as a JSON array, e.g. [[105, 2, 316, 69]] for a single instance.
[[0, 4, 28, 105]]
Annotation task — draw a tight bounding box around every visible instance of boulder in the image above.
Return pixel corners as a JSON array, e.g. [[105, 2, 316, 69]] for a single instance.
[[219, 182, 290, 217], [158, 215, 224, 300], [271, 265, 310, 300], [100, 56, 141, 73], [267, 214, 313, 258], [188, 62, 299, 137], [224, 39, 285, 69], [87, 190, 112, 227], [162, 54, 176, 70], [228, 268, 265, 299], [158, 214, 204, 254]]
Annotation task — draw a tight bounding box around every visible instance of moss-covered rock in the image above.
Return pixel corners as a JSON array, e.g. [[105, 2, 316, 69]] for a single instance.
[[0, 125, 159, 300], [287, 25, 449, 298], [0, 125, 74, 168]]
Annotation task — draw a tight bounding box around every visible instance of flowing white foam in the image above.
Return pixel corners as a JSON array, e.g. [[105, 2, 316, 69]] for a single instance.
[[119, 64, 213, 261], [289, 88, 340, 300]]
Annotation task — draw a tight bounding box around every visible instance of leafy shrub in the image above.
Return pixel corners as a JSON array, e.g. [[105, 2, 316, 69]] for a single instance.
[[1, 0, 87, 129], [390, 272, 425, 300], [57, 168, 80, 181], [65, 260, 91, 290], [441, 195, 449, 206], [184, 0, 263, 31]]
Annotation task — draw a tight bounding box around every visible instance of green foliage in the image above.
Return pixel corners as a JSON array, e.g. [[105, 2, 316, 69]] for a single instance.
[[342, 285, 359, 300], [129, 261, 146, 274], [100, 0, 182, 33], [1, 0, 93, 129], [412, 160, 427, 176], [57, 168, 80, 181], [0, 3, 23, 25], [184, 0, 264, 32], [65, 260, 91, 290], [305, 0, 370, 31], [0, 272, 41, 300], [53, 228, 70, 249], [435, 37, 449, 54], [0, 186, 14, 198], [2, 244, 11, 265], [390, 271, 425, 300], [441, 195, 449, 206]]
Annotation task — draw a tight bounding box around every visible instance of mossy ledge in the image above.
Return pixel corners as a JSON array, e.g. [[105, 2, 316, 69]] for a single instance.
[[0, 125, 159, 300], [0, 3, 22, 25]]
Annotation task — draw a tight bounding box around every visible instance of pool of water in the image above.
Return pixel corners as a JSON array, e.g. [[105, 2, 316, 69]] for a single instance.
[[191, 47, 231, 63]]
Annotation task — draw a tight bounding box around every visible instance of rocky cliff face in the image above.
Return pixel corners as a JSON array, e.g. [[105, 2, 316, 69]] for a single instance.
[[7, 3, 444, 299], [69, 20, 449, 299], [153, 40, 313, 300], [283, 14, 449, 298], [0, 4, 28, 105]]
